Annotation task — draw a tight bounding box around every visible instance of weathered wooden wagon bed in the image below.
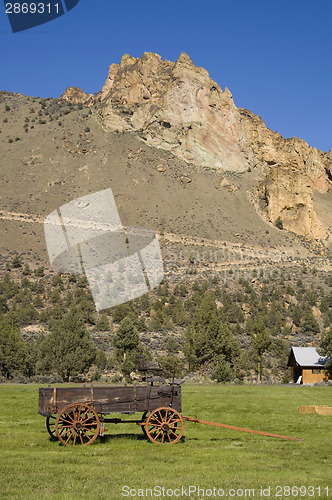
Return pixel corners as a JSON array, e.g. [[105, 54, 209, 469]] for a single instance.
[[39, 378, 183, 446], [39, 378, 303, 447]]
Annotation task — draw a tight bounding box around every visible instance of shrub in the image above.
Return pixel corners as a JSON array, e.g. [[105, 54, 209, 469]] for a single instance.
[[34, 267, 44, 277], [22, 264, 31, 275], [12, 255, 22, 268], [8, 138, 13, 143], [275, 216, 283, 230], [90, 369, 102, 382], [84, 126, 91, 133], [29, 374, 63, 384], [5, 105, 10, 111], [3, 118, 8, 123], [11, 374, 28, 384]]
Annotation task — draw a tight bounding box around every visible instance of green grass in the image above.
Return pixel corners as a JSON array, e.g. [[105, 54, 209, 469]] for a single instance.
[[0, 384, 331, 499]]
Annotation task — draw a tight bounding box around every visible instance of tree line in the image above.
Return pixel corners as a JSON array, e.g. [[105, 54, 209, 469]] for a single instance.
[[0, 256, 331, 383]]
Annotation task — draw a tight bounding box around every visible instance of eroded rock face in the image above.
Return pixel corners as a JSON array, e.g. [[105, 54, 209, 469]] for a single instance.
[[75, 51, 331, 239], [99, 52, 256, 172], [258, 168, 326, 239], [240, 109, 331, 238]]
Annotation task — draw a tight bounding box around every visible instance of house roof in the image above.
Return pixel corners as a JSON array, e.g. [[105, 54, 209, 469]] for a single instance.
[[288, 347, 329, 368]]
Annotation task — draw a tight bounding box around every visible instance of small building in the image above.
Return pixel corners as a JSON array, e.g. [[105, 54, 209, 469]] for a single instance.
[[287, 347, 329, 384]]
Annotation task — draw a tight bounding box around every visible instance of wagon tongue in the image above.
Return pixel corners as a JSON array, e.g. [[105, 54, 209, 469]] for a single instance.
[[182, 416, 304, 442]]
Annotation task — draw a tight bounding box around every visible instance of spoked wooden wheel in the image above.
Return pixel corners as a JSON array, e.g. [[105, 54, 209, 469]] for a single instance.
[[55, 403, 100, 446], [46, 414, 57, 439], [145, 407, 184, 444], [140, 411, 149, 437]]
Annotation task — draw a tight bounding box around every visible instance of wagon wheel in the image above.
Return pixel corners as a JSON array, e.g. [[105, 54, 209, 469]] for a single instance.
[[46, 415, 57, 439], [55, 403, 100, 446], [145, 407, 184, 444], [140, 411, 149, 437], [48, 411, 75, 439]]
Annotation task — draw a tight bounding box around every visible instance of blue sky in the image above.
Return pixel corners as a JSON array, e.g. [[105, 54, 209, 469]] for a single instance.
[[1, 0, 331, 151]]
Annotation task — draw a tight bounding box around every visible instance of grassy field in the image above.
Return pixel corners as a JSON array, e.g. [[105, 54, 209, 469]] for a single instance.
[[0, 384, 331, 500]]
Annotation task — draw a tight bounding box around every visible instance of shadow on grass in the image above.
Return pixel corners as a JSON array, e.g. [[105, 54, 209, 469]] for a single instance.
[[48, 430, 245, 446], [99, 433, 187, 444], [49, 432, 188, 446], [99, 433, 147, 443], [185, 436, 234, 442]]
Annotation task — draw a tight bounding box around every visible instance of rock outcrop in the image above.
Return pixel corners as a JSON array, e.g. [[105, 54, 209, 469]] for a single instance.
[[98, 52, 256, 172], [69, 52, 331, 240], [60, 87, 89, 104], [239, 109, 331, 238]]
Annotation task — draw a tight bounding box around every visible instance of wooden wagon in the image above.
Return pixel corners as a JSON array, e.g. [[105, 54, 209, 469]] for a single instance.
[[39, 377, 184, 446], [39, 375, 304, 446]]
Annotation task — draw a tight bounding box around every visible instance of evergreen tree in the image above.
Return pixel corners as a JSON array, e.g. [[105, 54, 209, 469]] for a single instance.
[[114, 329, 151, 381], [291, 304, 302, 327], [212, 354, 234, 382], [149, 309, 173, 331], [158, 355, 184, 378], [96, 313, 110, 331], [0, 319, 28, 378], [95, 349, 108, 370], [0, 296, 8, 315], [35, 307, 96, 381], [171, 302, 188, 326], [319, 326, 332, 377], [165, 335, 179, 355], [183, 295, 239, 375], [301, 308, 320, 335], [113, 317, 140, 361], [112, 303, 130, 323], [248, 316, 271, 383]]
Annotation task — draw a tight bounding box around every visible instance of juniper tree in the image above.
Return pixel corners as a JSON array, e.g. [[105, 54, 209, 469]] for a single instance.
[[248, 316, 271, 383], [34, 307, 96, 381], [113, 317, 140, 361], [0, 319, 29, 378]]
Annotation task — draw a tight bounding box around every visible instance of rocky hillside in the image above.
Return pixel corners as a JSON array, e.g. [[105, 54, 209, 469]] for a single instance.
[[0, 52, 331, 257], [96, 52, 331, 240]]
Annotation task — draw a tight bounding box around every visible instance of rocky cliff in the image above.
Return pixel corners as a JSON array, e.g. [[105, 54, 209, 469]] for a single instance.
[[98, 52, 257, 172], [65, 52, 331, 240], [240, 108, 331, 239]]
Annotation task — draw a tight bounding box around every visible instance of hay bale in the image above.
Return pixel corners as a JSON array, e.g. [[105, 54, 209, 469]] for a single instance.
[[298, 405, 332, 415], [315, 406, 332, 416], [298, 406, 316, 414]]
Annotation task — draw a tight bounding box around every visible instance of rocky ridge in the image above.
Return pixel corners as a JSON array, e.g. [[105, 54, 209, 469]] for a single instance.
[[72, 51, 331, 241]]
